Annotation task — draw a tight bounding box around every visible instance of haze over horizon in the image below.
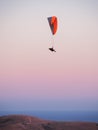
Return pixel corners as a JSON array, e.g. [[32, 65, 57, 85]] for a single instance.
[[0, 0, 98, 111]]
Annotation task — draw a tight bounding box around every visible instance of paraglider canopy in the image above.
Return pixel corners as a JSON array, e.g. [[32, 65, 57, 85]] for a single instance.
[[47, 16, 58, 52], [47, 16, 58, 35]]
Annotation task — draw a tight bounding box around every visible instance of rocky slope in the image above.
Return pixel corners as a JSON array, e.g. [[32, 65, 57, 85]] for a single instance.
[[0, 115, 98, 130]]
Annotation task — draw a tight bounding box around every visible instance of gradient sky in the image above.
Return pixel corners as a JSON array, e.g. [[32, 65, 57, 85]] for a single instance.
[[0, 0, 98, 111]]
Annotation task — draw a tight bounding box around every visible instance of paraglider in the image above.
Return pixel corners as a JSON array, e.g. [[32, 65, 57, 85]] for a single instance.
[[47, 16, 58, 52], [49, 47, 56, 52]]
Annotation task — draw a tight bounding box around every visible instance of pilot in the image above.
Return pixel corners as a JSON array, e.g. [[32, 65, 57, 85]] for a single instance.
[[49, 47, 56, 52]]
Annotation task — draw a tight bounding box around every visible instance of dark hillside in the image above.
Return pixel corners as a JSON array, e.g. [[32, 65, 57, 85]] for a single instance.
[[0, 115, 98, 130]]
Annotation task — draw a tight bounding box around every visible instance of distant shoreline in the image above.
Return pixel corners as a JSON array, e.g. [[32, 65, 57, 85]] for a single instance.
[[0, 110, 98, 122]]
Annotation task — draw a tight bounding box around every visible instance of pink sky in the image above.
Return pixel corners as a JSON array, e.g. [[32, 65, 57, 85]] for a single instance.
[[0, 0, 98, 111]]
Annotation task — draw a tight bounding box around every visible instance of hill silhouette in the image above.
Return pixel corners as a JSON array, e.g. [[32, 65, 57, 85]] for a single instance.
[[0, 115, 98, 130]]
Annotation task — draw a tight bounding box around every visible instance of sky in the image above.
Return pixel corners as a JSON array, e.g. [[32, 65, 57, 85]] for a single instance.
[[0, 0, 98, 111]]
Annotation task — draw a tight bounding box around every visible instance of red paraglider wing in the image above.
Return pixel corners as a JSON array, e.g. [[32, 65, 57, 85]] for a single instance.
[[47, 16, 57, 35]]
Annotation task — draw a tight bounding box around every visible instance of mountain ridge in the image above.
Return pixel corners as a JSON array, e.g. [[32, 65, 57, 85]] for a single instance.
[[0, 115, 98, 130]]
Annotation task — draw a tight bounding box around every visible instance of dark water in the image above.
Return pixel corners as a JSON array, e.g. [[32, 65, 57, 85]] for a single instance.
[[0, 110, 98, 122]]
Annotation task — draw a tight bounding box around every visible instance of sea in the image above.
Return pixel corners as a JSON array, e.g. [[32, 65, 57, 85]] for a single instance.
[[0, 110, 98, 122]]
